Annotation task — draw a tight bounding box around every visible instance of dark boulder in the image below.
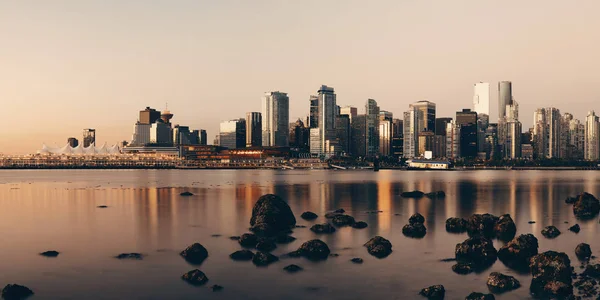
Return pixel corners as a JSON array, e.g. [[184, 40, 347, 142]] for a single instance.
[[180, 243, 208, 265], [452, 262, 473, 274], [419, 285, 445, 300], [229, 250, 254, 261], [332, 214, 356, 226], [351, 258, 363, 264], [229, 236, 240, 240], [425, 191, 446, 198], [493, 214, 516, 241], [528, 221, 536, 224], [289, 239, 331, 261], [1, 284, 34, 300], [568, 224, 580, 233], [255, 240, 277, 252], [541, 226, 561, 239], [239, 233, 258, 247], [455, 236, 497, 268], [274, 235, 296, 244], [409, 213, 425, 224], [573, 192, 600, 219], [402, 222, 427, 238], [401, 190, 425, 198], [180, 191, 194, 196], [252, 251, 279, 266], [333, 208, 345, 213], [466, 214, 499, 238], [115, 253, 143, 260], [364, 236, 393, 258], [97, 205, 108, 208], [582, 264, 600, 277], [529, 251, 573, 298], [575, 243, 592, 260], [446, 217, 467, 233], [40, 250, 60, 257], [465, 292, 495, 300], [486, 272, 521, 293], [301, 211, 318, 220], [250, 194, 296, 235], [283, 264, 303, 273], [324, 208, 345, 219], [352, 221, 368, 229], [497, 234, 539, 269], [181, 269, 208, 285], [565, 196, 577, 204], [310, 223, 336, 234]]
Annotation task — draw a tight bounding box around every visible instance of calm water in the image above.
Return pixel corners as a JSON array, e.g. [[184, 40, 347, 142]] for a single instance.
[[1, 170, 599, 299]]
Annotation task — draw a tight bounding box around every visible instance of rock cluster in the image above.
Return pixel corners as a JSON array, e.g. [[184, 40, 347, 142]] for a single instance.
[[529, 251, 573, 298], [402, 213, 427, 238], [486, 272, 521, 293], [445, 217, 467, 233], [455, 236, 497, 270], [497, 234, 538, 270], [419, 285, 445, 299]]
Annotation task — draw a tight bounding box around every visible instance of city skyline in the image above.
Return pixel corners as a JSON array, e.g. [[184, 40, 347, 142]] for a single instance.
[[2, 1, 600, 154]]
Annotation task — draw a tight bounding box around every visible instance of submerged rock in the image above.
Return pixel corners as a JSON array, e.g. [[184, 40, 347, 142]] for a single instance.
[[229, 250, 254, 261], [180, 243, 208, 265], [401, 190, 425, 198], [239, 233, 259, 247], [493, 214, 516, 241], [97, 205, 108, 208], [255, 240, 277, 252], [575, 243, 592, 260], [466, 214, 499, 238], [402, 222, 427, 238], [529, 251, 573, 298], [324, 208, 345, 219], [40, 250, 60, 257], [452, 262, 473, 274], [351, 258, 363, 264], [352, 221, 368, 229], [419, 285, 445, 300], [331, 214, 356, 226], [250, 194, 296, 235], [1, 284, 34, 300], [252, 251, 279, 266], [115, 253, 143, 260], [180, 191, 194, 196], [455, 236, 497, 268], [425, 191, 446, 198], [283, 264, 303, 273], [465, 292, 495, 300], [289, 239, 331, 261], [498, 234, 539, 269], [541, 226, 561, 239], [486, 272, 521, 293], [573, 192, 600, 219], [568, 224, 580, 233], [446, 217, 468, 233], [409, 213, 425, 224], [181, 269, 208, 285], [210, 285, 223, 292], [364, 236, 393, 258], [300, 211, 318, 220], [310, 223, 336, 234]]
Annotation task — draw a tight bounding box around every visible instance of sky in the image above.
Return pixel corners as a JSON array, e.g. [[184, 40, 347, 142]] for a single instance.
[[1, 0, 599, 154]]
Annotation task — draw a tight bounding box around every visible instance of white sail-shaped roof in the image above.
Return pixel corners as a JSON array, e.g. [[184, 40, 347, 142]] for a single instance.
[[37, 143, 122, 156]]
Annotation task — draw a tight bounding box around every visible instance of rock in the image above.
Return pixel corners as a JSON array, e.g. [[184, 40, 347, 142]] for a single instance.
[[256, 240, 277, 252], [180, 243, 208, 265], [402, 222, 427, 238], [364, 236, 392, 258], [541, 226, 561, 239], [333, 208, 345, 214], [1, 284, 34, 300], [250, 194, 296, 235], [465, 292, 495, 300], [310, 223, 336, 234], [498, 234, 539, 270], [352, 221, 368, 229], [283, 264, 303, 273], [210, 285, 223, 292], [181, 269, 209, 285], [446, 217, 468, 233], [351, 258, 363, 264], [466, 214, 499, 238], [409, 213, 425, 224], [528, 221, 536, 224], [574, 276, 597, 297], [239, 233, 258, 247], [229, 236, 240, 240], [180, 191, 194, 196], [324, 208, 345, 218], [486, 272, 521, 293], [291, 239, 331, 261], [274, 235, 296, 244], [301, 211, 318, 220], [568, 224, 580, 233], [573, 192, 600, 219], [97, 205, 108, 208], [252, 251, 279, 266], [40, 250, 59, 257], [440, 258, 456, 262], [455, 236, 497, 268], [115, 253, 143, 260], [419, 285, 445, 300], [331, 214, 356, 226], [229, 250, 254, 261], [529, 251, 573, 298], [452, 262, 473, 274], [582, 264, 600, 277], [565, 196, 577, 204], [575, 243, 592, 260], [493, 214, 516, 241], [425, 191, 446, 198], [401, 190, 425, 198], [210, 234, 221, 238]]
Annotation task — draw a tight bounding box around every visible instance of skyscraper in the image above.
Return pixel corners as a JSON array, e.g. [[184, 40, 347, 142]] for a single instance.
[[83, 129, 96, 147], [365, 99, 380, 157], [403, 108, 418, 158], [446, 120, 460, 159], [150, 121, 171, 145], [309, 85, 338, 156], [173, 125, 191, 145], [533, 108, 548, 159], [309, 95, 319, 129], [200, 130, 207, 146], [335, 115, 351, 154], [220, 119, 246, 149], [290, 119, 309, 151], [378, 111, 392, 156], [67, 137, 79, 148], [262, 91, 289, 147], [411, 101, 436, 133], [435, 118, 452, 136], [456, 109, 478, 158], [473, 82, 490, 116], [340, 106, 357, 123], [532, 107, 562, 159], [547, 107, 562, 158], [351, 115, 367, 157], [391, 119, 404, 158], [504, 101, 522, 159], [585, 111, 600, 161], [246, 112, 262, 147], [139, 107, 161, 124], [498, 81, 513, 120]]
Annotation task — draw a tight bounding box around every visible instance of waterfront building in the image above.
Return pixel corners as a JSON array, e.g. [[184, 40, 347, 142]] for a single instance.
[[190, 130, 200, 145], [262, 91, 289, 147], [379, 111, 393, 156], [391, 119, 403, 158], [403, 108, 418, 158], [83, 129, 96, 147], [220, 119, 246, 149], [365, 99, 380, 157], [445, 120, 460, 159], [150, 121, 172, 145], [309, 85, 338, 156], [585, 111, 600, 161], [522, 144, 534, 159], [411, 100, 436, 133], [418, 131, 435, 157], [340, 106, 357, 123], [290, 119, 310, 151], [67, 137, 79, 148], [309, 95, 319, 129], [173, 125, 191, 145], [533, 107, 562, 159], [503, 101, 522, 159], [352, 115, 367, 157], [473, 82, 490, 116], [131, 123, 151, 146], [498, 81, 513, 121], [199, 130, 207, 146], [456, 109, 478, 158], [246, 112, 262, 147], [336, 115, 351, 155]]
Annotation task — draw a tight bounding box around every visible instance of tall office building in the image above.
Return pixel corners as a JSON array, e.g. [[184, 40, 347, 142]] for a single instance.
[[290, 119, 309, 151], [309, 85, 338, 156], [547, 107, 562, 159], [365, 99, 380, 157], [262, 91, 289, 147], [532, 108, 548, 159], [504, 101, 522, 159], [569, 118, 585, 159], [391, 119, 404, 158], [403, 108, 418, 158], [585, 111, 600, 161], [139, 107, 161, 124], [351, 115, 367, 157], [173, 125, 191, 145], [435, 118, 452, 136], [498, 81, 513, 120], [246, 112, 262, 147], [309, 95, 319, 129], [189, 130, 200, 145], [199, 130, 207, 146], [336, 115, 351, 154], [83, 129, 96, 147], [340, 106, 358, 123], [378, 111, 392, 156], [456, 109, 478, 158], [411, 101, 436, 133], [445, 120, 461, 159], [67, 137, 79, 148], [532, 107, 562, 159], [220, 119, 246, 149], [473, 82, 490, 116], [150, 121, 172, 145]]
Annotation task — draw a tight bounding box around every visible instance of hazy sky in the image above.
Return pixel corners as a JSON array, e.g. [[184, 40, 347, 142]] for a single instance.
[[1, 0, 599, 154]]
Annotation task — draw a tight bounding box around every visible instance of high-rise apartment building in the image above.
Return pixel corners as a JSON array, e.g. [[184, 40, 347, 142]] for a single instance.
[[309, 95, 319, 129], [83, 129, 96, 147], [411, 101, 436, 133], [473, 82, 490, 116], [309, 85, 338, 156], [246, 112, 262, 147], [340, 106, 358, 123], [498, 81, 513, 120], [532, 107, 562, 159], [220, 119, 246, 149], [365, 99, 380, 157], [585, 111, 600, 161], [336, 115, 351, 154], [403, 108, 418, 158], [290, 119, 309, 151], [503, 101, 522, 159], [391, 119, 404, 158], [351, 115, 367, 157], [445, 120, 460, 159], [378, 111, 392, 156], [262, 91, 289, 147], [456, 109, 478, 158]]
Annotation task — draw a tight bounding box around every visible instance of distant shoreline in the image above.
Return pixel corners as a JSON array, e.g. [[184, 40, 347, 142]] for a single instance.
[[0, 166, 598, 171]]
